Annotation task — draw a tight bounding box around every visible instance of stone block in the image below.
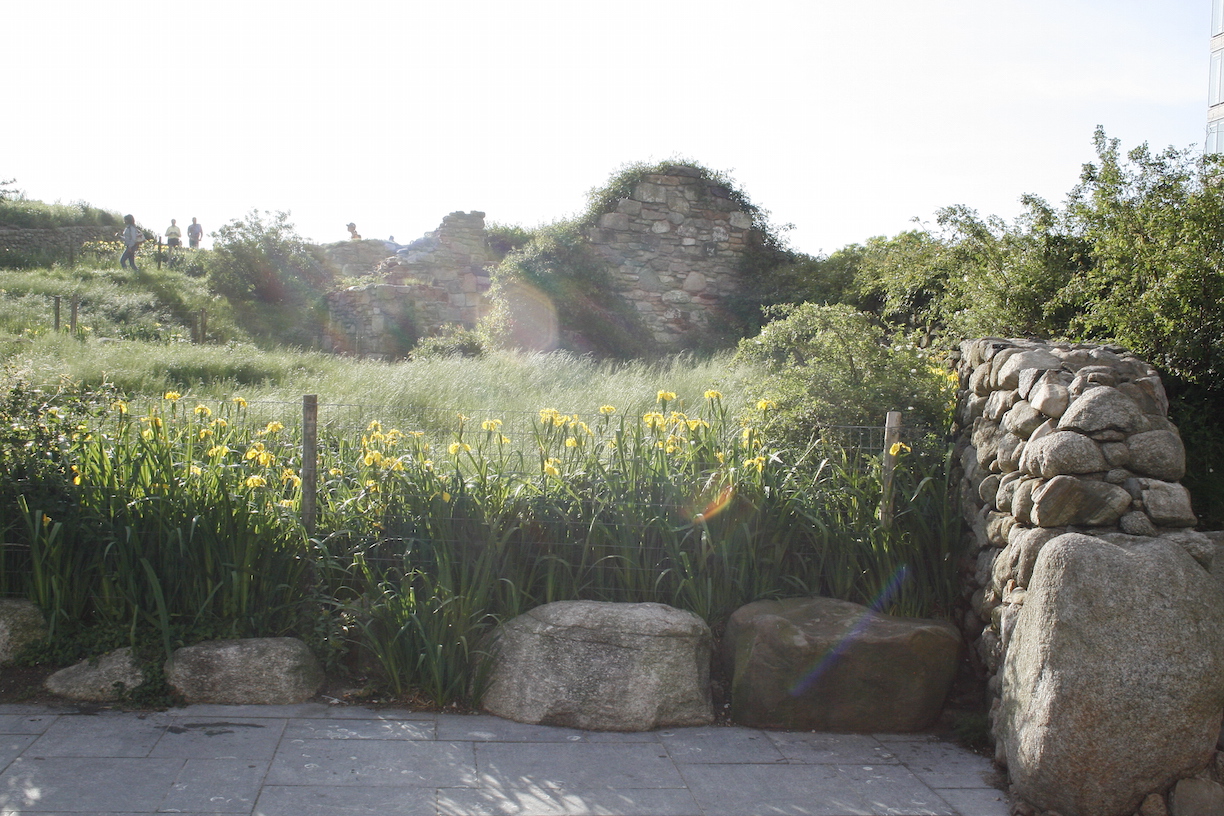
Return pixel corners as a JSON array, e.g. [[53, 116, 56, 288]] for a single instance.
[[724, 597, 960, 733]]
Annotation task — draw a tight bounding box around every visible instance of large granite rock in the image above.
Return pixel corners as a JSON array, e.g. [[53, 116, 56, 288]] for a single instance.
[[44, 647, 145, 701], [0, 599, 46, 665], [165, 637, 323, 705], [724, 597, 961, 732], [481, 601, 712, 732], [1001, 533, 1224, 816]]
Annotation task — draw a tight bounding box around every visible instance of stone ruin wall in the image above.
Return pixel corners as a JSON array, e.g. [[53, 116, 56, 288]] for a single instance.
[[0, 226, 124, 258], [585, 166, 756, 348], [954, 337, 1224, 814], [323, 212, 494, 358]]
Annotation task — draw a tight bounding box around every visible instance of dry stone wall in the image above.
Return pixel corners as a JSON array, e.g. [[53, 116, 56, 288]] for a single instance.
[[586, 166, 756, 348], [324, 212, 494, 358], [954, 337, 1224, 815], [0, 226, 122, 258]]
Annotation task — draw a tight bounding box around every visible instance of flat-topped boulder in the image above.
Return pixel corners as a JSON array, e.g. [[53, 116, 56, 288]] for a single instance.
[[723, 596, 960, 732], [165, 637, 323, 705], [481, 600, 713, 731]]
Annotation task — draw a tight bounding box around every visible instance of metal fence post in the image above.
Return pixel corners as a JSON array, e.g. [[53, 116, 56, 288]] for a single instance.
[[302, 395, 318, 536], [880, 410, 902, 529]]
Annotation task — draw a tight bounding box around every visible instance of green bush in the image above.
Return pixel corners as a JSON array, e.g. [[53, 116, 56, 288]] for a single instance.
[[733, 303, 955, 443]]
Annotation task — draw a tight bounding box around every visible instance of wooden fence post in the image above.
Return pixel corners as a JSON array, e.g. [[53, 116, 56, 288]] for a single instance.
[[70, 294, 79, 336], [53, 296, 61, 333], [302, 395, 318, 536], [880, 411, 903, 529]]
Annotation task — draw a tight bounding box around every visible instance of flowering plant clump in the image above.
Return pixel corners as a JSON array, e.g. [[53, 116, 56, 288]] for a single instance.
[[1, 381, 960, 708]]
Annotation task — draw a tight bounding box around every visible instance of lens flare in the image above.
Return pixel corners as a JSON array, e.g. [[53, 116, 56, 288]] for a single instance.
[[788, 564, 912, 697]]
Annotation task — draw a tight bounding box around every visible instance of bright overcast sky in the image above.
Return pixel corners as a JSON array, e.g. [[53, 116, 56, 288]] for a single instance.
[[3, 0, 1211, 256]]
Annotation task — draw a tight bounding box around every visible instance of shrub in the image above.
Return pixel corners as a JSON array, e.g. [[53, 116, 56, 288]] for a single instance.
[[733, 303, 955, 442]]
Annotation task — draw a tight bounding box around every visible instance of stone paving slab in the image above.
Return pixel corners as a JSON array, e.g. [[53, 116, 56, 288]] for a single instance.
[[0, 705, 1008, 815]]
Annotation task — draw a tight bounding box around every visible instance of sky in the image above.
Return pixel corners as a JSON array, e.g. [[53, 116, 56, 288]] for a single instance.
[[3, 0, 1212, 256]]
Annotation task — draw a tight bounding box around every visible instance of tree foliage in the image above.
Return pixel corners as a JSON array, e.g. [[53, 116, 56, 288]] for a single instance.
[[733, 303, 954, 442], [206, 210, 328, 305]]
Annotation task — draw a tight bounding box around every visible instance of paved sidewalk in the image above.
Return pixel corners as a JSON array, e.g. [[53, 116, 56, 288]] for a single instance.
[[0, 702, 1008, 815]]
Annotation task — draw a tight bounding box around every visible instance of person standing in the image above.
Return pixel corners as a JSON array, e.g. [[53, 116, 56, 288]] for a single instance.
[[187, 217, 203, 249], [165, 219, 182, 249], [119, 214, 142, 271]]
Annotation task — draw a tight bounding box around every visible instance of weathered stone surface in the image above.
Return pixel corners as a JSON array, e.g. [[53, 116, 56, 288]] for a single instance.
[[1127, 430, 1186, 481], [1030, 380, 1071, 419], [1007, 526, 1063, 587], [483, 601, 712, 732], [1020, 431, 1108, 478], [995, 349, 1065, 390], [1029, 475, 1132, 527], [1141, 479, 1198, 528], [724, 597, 960, 733], [44, 647, 145, 702], [1001, 533, 1224, 816], [0, 599, 46, 666], [166, 637, 323, 705], [1169, 777, 1224, 816], [1002, 401, 1046, 439], [1057, 386, 1146, 435]]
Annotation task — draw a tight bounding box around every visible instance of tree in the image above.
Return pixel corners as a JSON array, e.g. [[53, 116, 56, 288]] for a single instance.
[[1065, 127, 1224, 384], [206, 210, 327, 305]]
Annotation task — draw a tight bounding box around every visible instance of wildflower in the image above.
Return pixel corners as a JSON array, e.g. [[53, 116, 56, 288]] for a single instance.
[[757, 399, 776, 411], [704, 390, 723, 401], [481, 419, 503, 432], [543, 457, 561, 477], [599, 405, 616, 415], [45, 407, 64, 420], [367, 420, 383, 433], [141, 428, 154, 440], [745, 455, 766, 473], [210, 418, 227, 428], [189, 465, 202, 476], [687, 418, 709, 431], [70, 465, 81, 485], [111, 400, 128, 414], [385, 429, 403, 444], [576, 421, 592, 436], [278, 499, 294, 508], [365, 480, 380, 492], [245, 475, 267, 488], [565, 437, 579, 448], [364, 449, 384, 467], [281, 469, 301, 487], [232, 396, 247, 408], [164, 391, 182, 401], [539, 408, 564, 426], [207, 444, 231, 458], [141, 415, 163, 428], [441, 491, 451, 503], [262, 421, 284, 435], [715, 451, 726, 464], [657, 391, 677, 403], [408, 430, 425, 438], [328, 467, 343, 477], [448, 442, 471, 455], [889, 441, 912, 457], [642, 411, 665, 430], [193, 404, 212, 418], [388, 458, 405, 471]]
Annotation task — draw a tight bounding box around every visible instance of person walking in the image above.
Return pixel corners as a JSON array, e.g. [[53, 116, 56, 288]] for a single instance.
[[187, 217, 203, 249], [165, 219, 182, 249], [119, 214, 142, 271]]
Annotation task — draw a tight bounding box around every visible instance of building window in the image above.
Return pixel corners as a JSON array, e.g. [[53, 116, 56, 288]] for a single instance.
[[1212, 49, 1224, 107], [1215, 0, 1224, 37], [1209, 120, 1224, 154]]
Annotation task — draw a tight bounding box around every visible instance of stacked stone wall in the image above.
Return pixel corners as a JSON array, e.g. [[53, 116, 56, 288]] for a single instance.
[[585, 166, 756, 348], [954, 337, 1224, 813], [324, 212, 493, 358], [0, 226, 123, 258], [313, 239, 397, 279]]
